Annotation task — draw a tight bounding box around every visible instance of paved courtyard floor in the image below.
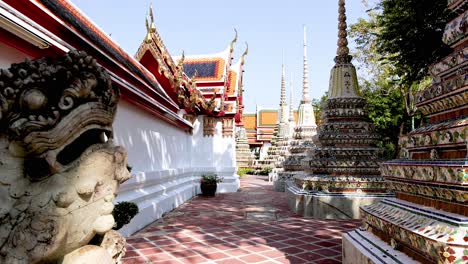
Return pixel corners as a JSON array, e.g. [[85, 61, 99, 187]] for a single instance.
[[122, 175, 360, 264]]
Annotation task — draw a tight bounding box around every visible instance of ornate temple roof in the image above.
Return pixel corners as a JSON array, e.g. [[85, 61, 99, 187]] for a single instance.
[[134, 5, 219, 115], [171, 32, 248, 118], [178, 48, 231, 82], [173, 31, 237, 84], [2, 0, 202, 130]]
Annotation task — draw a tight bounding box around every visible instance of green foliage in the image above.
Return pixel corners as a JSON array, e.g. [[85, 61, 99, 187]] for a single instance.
[[200, 174, 223, 184], [237, 167, 254, 177], [345, 0, 452, 158], [112, 201, 139, 230], [311, 92, 328, 125], [376, 0, 452, 86], [256, 167, 273, 175]]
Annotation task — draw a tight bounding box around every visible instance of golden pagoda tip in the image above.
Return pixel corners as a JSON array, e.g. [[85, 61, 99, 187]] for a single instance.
[[230, 28, 238, 52]]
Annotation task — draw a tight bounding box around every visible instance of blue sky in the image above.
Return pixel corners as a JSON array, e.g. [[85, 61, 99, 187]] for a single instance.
[[71, 0, 370, 112]]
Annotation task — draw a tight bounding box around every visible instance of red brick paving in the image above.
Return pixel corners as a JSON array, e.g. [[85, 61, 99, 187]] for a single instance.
[[122, 175, 360, 264]]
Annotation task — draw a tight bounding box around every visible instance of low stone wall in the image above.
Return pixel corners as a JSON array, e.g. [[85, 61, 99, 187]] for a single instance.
[[116, 167, 239, 236]]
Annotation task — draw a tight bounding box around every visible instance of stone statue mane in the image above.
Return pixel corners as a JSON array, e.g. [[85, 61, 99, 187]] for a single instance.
[[0, 51, 130, 263]]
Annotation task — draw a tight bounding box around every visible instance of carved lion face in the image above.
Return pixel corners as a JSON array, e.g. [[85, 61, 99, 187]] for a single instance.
[[0, 51, 130, 263]]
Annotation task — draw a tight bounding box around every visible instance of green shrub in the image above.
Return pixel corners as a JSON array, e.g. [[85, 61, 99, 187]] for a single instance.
[[237, 167, 254, 177], [257, 167, 273, 175], [112, 201, 139, 230], [201, 174, 223, 184]]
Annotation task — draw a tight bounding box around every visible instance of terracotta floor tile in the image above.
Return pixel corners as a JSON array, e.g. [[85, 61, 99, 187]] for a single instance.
[[243, 245, 272, 253], [125, 176, 359, 264], [317, 258, 342, 264], [159, 244, 187, 252], [282, 246, 305, 255], [153, 260, 182, 264], [260, 250, 285, 258], [170, 250, 199, 258], [239, 253, 268, 263], [124, 250, 140, 258], [122, 256, 149, 264], [154, 239, 178, 246], [287, 256, 309, 264], [179, 255, 209, 264], [127, 238, 148, 244], [224, 248, 251, 257], [214, 258, 245, 264], [282, 239, 308, 246], [147, 252, 176, 262], [204, 251, 231, 260], [139, 247, 163, 255], [295, 252, 324, 262], [133, 242, 156, 249], [267, 242, 291, 249], [183, 241, 206, 248], [313, 248, 340, 256]]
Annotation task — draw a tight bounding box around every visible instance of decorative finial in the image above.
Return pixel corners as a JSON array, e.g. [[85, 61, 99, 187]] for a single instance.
[[302, 25, 311, 103], [149, 3, 156, 33], [178, 50, 185, 67], [144, 15, 152, 43], [241, 42, 248, 65], [280, 53, 287, 123], [230, 29, 238, 53], [289, 73, 294, 123], [335, 0, 352, 64]]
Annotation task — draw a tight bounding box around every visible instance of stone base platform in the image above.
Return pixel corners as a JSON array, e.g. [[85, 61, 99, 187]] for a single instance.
[[116, 167, 239, 237], [286, 182, 393, 219], [273, 170, 292, 192], [342, 230, 418, 264]]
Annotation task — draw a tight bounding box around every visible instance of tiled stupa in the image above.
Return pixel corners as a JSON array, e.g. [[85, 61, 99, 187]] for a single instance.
[[235, 127, 254, 167], [276, 27, 317, 192], [287, 0, 391, 219], [260, 63, 291, 169], [343, 0, 468, 263]]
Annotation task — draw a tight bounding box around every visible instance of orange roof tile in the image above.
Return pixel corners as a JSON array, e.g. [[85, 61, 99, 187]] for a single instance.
[[244, 115, 257, 130], [226, 70, 237, 96], [259, 111, 277, 126]]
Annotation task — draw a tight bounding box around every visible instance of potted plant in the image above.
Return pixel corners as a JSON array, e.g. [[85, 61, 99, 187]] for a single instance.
[[200, 174, 223, 196]]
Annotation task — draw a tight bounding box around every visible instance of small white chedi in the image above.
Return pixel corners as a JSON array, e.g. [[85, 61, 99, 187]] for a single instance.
[[0, 51, 130, 263]]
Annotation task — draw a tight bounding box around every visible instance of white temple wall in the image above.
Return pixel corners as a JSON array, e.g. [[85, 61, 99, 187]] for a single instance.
[[114, 102, 239, 236], [259, 142, 271, 160], [0, 43, 29, 68]]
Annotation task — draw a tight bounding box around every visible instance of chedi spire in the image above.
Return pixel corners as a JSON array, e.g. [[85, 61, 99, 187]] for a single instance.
[[302, 25, 311, 103]]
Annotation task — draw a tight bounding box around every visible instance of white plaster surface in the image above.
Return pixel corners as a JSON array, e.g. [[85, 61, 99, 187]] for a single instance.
[[0, 42, 29, 68], [114, 101, 239, 236]]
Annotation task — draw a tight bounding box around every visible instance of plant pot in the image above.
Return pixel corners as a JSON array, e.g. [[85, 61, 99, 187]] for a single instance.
[[200, 183, 217, 196]]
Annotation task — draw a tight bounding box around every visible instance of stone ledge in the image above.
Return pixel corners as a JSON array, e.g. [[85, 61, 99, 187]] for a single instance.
[[342, 230, 418, 264], [116, 167, 239, 237]]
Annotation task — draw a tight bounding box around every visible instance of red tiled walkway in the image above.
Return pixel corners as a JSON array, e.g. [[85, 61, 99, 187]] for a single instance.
[[122, 175, 360, 264]]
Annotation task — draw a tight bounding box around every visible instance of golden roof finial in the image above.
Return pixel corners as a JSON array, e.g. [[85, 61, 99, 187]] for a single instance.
[[149, 3, 156, 33], [144, 15, 152, 43], [179, 50, 185, 65], [229, 28, 238, 53], [241, 42, 248, 66], [192, 69, 199, 81], [177, 50, 185, 75], [336, 0, 349, 58]]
